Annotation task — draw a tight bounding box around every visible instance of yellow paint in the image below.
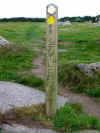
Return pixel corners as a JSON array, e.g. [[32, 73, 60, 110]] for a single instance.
[[47, 16, 55, 24]]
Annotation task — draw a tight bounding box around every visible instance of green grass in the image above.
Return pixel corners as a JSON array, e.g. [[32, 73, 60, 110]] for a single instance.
[[58, 63, 100, 96], [0, 22, 100, 132], [19, 74, 44, 88], [58, 23, 100, 97], [0, 45, 34, 70], [88, 88, 100, 97], [54, 103, 100, 132], [0, 44, 44, 88], [0, 129, 2, 133], [0, 22, 46, 44], [0, 22, 46, 89], [0, 22, 100, 96]]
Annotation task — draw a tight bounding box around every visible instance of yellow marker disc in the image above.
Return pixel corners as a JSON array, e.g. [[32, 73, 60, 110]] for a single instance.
[[47, 16, 56, 24]]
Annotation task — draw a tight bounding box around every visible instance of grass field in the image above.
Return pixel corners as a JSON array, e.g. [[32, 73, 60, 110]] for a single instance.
[[0, 22, 100, 132], [0, 22, 100, 96]]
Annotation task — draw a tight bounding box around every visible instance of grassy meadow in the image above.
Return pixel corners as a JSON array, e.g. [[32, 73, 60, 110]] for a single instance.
[[0, 22, 100, 132], [0, 22, 100, 96]]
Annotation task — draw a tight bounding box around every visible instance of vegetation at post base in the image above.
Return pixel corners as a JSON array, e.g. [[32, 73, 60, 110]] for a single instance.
[[53, 103, 100, 132], [4, 102, 100, 132]]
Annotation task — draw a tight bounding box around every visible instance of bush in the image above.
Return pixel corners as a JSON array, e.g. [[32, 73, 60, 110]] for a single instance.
[[79, 114, 100, 130], [58, 64, 100, 97], [54, 105, 79, 132], [19, 74, 44, 88], [53, 104, 100, 132], [0, 129, 2, 133], [66, 102, 83, 114], [88, 88, 100, 97], [0, 70, 21, 82]]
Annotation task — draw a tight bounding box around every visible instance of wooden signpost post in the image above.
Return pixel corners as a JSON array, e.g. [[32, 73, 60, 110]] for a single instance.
[[46, 4, 58, 118]]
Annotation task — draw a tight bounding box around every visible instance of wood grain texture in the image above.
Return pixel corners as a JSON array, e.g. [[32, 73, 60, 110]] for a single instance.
[[46, 4, 58, 118]]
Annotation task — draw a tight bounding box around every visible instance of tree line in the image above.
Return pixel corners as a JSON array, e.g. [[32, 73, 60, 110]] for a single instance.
[[0, 17, 45, 22], [59, 15, 100, 23], [0, 15, 100, 22]]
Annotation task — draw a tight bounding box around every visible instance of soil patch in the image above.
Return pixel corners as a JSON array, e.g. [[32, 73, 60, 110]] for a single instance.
[[31, 56, 45, 79], [59, 40, 76, 45], [58, 87, 100, 117]]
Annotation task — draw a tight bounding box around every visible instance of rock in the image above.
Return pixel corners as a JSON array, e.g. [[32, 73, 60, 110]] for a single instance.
[[2, 124, 100, 133], [0, 36, 9, 47], [77, 64, 90, 75], [2, 124, 58, 133], [0, 81, 68, 113], [77, 62, 100, 76], [58, 21, 72, 26]]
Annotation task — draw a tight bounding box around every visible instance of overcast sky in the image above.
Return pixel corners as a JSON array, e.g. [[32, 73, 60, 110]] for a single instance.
[[0, 0, 100, 18]]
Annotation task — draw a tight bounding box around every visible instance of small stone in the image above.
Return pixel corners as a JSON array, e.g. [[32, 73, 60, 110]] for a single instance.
[[0, 36, 9, 47], [77, 64, 90, 74], [76, 62, 100, 76]]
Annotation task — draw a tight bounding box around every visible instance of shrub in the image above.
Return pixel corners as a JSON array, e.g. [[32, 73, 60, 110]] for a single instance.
[[58, 64, 100, 97], [19, 74, 44, 88], [66, 102, 83, 114], [53, 104, 100, 132], [79, 114, 100, 130], [88, 88, 100, 97]]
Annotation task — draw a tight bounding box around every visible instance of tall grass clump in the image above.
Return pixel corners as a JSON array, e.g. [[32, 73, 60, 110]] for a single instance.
[[54, 103, 100, 132]]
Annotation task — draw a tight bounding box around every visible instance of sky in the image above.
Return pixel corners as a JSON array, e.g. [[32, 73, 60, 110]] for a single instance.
[[0, 0, 100, 18]]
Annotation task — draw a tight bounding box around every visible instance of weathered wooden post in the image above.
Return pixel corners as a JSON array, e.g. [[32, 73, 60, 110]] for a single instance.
[[46, 4, 58, 118]]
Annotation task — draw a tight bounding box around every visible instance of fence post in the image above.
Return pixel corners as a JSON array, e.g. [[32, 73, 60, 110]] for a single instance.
[[46, 4, 58, 118]]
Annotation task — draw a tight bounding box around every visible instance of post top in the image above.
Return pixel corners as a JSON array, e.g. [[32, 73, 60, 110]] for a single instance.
[[47, 3, 57, 8], [47, 3, 57, 14]]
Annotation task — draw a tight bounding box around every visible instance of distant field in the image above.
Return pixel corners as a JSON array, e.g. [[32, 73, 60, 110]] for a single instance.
[[0, 22, 100, 63], [0, 22, 100, 96]]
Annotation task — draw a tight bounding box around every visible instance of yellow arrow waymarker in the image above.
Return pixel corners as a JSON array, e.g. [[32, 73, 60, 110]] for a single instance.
[[47, 16, 56, 24]]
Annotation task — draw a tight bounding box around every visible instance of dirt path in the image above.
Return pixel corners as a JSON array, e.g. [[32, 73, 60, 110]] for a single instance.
[[31, 56, 45, 79], [58, 88, 100, 117], [32, 55, 100, 117]]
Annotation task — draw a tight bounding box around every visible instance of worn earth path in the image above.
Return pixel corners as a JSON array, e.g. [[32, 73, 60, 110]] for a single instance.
[[26, 53, 100, 133], [32, 53, 100, 117]]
